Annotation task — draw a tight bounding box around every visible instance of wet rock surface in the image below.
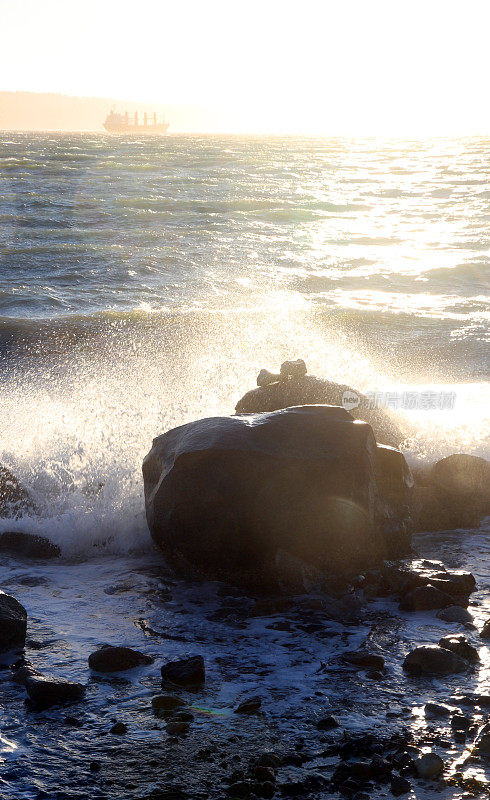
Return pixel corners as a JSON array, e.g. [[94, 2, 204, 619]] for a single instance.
[[413, 452, 490, 532], [0, 528, 490, 799], [88, 645, 154, 673], [234, 361, 406, 447], [25, 674, 85, 708], [0, 590, 27, 651], [161, 655, 205, 689], [143, 405, 386, 586], [0, 530, 61, 559]]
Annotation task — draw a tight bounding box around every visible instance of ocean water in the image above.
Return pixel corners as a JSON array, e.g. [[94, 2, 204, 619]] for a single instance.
[[0, 133, 488, 554], [0, 134, 489, 799]]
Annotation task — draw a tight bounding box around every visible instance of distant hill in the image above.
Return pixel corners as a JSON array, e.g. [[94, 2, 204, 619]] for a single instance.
[[0, 92, 222, 133]]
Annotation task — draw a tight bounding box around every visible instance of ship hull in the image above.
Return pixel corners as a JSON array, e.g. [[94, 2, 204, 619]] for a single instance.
[[103, 123, 169, 135]]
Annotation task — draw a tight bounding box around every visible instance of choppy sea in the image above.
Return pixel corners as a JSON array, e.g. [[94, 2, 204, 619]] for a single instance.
[[0, 133, 489, 799]]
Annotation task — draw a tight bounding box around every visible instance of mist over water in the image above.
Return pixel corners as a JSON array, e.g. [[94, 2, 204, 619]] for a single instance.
[[0, 134, 488, 555]]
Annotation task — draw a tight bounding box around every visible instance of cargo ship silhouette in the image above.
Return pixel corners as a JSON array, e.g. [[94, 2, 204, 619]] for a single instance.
[[103, 108, 169, 134]]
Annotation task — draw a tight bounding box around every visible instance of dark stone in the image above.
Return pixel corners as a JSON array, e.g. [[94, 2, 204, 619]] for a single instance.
[[316, 714, 340, 730], [390, 775, 411, 796], [0, 591, 27, 651], [88, 645, 153, 673], [0, 531, 60, 559], [161, 655, 205, 689], [257, 369, 281, 387], [89, 761, 101, 772], [12, 664, 37, 684], [227, 781, 251, 797], [235, 374, 406, 447], [403, 645, 469, 675], [341, 651, 385, 671], [439, 635, 479, 664], [374, 444, 414, 558], [279, 359, 308, 380], [144, 406, 384, 586], [166, 721, 190, 735], [234, 696, 262, 714], [436, 605, 474, 624], [450, 713, 471, 732], [110, 721, 127, 735], [414, 454, 490, 531], [25, 675, 85, 708], [151, 694, 186, 711], [480, 620, 490, 640], [254, 765, 275, 783], [399, 585, 455, 611], [474, 722, 490, 756], [257, 753, 282, 769], [256, 781, 275, 798], [0, 465, 32, 519]]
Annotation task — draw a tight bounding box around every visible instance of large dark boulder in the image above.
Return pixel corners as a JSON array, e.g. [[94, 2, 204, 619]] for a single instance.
[[0, 465, 32, 519], [235, 363, 406, 448], [143, 405, 384, 586], [413, 454, 490, 532], [0, 591, 27, 651]]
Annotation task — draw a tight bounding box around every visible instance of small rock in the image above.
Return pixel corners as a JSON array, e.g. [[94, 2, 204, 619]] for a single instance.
[[173, 710, 194, 722], [88, 645, 153, 673], [473, 722, 490, 756], [436, 606, 474, 624], [151, 694, 186, 711], [257, 369, 280, 387], [316, 714, 340, 731], [25, 675, 85, 708], [0, 531, 60, 559], [65, 715, 82, 727], [161, 655, 205, 689], [480, 620, 490, 640], [257, 753, 282, 769], [400, 585, 454, 611], [403, 645, 468, 675], [89, 761, 101, 772], [256, 781, 275, 798], [424, 702, 455, 718], [390, 774, 411, 796], [415, 752, 444, 779], [234, 696, 262, 714], [0, 592, 27, 651], [279, 359, 307, 380], [110, 721, 127, 735], [254, 765, 275, 783], [12, 664, 37, 684], [451, 713, 471, 731], [227, 782, 251, 798], [439, 634, 479, 664], [341, 650, 385, 671], [166, 721, 190, 735]]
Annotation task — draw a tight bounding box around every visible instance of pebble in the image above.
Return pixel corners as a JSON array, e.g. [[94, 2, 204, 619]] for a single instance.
[[151, 694, 186, 711], [234, 696, 262, 714], [415, 752, 444, 779], [110, 721, 127, 735]]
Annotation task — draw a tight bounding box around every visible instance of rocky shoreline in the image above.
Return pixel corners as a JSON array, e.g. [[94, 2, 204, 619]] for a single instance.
[[1, 362, 490, 799]]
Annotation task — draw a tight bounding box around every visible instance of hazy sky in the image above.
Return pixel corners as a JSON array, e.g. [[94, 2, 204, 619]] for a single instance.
[[2, 0, 490, 134]]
